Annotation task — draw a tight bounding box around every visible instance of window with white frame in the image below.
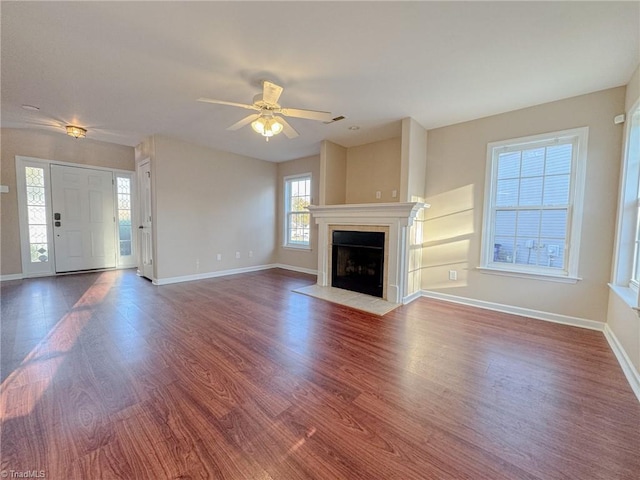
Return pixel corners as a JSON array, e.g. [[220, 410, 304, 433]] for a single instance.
[[481, 128, 588, 280], [629, 111, 640, 288], [613, 104, 640, 294], [16, 158, 55, 277], [284, 174, 311, 248], [25, 166, 51, 264], [116, 174, 135, 262]]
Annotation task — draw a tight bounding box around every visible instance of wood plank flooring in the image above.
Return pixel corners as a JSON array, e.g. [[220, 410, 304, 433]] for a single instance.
[[1, 268, 638, 479]]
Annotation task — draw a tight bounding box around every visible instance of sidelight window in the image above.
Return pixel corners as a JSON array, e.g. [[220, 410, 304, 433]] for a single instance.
[[25, 166, 50, 264], [116, 176, 132, 257]]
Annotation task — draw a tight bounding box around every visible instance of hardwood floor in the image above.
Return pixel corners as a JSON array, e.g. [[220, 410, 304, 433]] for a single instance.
[[1, 268, 638, 479]]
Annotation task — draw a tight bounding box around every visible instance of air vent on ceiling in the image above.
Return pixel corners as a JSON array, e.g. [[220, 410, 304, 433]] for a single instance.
[[323, 115, 346, 124]]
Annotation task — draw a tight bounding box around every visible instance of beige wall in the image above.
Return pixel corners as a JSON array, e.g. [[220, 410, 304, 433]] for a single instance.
[[607, 292, 640, 372], [606, 65, 640, 374], [151, 135, 277, 280], [625, 64, 640, 112], [319, 140, 347, 206], [0, 128, 134, 276], [276, 155, 320, 272], [345, 137, 401, 204], [423, 87, 625, 322]]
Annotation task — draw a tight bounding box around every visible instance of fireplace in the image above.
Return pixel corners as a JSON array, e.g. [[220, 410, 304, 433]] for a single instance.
[[308, 202, 426, 304], [332, 230, 385, 298]]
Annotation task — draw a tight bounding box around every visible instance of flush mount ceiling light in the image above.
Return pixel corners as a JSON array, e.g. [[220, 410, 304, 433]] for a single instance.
[[66, 125, 87, 139], [251, 113, 284, 141]]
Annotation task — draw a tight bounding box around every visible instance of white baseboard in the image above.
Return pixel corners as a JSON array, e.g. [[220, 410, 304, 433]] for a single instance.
[[0, 273, 24, 282], [420, 290, 605, 331], [273, 263, 318, 276], [153, 263, 317, 286], [402, 290, 423, 305], [153, 264, 278, 285], [604, 324, 640, 402]]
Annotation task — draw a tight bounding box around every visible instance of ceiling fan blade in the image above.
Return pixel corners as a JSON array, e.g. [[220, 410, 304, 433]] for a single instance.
[[198, 98, 259, 111], [227, 113, 260, 131], [262, 81, 283, 105], [279, 107, 333, 122], [278, 116, 299, 139]]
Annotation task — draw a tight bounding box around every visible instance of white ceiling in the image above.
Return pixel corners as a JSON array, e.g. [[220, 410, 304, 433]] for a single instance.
[[2, 1, 638, 162]]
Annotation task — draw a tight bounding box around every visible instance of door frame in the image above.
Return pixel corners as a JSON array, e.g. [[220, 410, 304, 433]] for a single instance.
[[136, 157, 153, 280], [15, 155, 136, 278]]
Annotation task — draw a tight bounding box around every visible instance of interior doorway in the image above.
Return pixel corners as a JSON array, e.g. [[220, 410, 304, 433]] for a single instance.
[[137, 159, 153, 280]]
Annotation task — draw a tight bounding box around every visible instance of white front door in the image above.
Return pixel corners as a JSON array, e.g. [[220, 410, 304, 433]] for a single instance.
[[50, 164, 116, 273], [138, 160, 153, 279]]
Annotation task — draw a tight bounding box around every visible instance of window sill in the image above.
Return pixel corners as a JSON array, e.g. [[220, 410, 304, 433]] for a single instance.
[[608, 283, 639, 310], [282, 245, 312, 251], [476, 266, 581, 284]]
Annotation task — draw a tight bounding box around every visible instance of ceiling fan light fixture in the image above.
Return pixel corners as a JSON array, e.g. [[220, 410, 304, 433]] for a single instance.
[[251, 115, 283, 139], [251, 116, 266, 134], [269, 118, 283, 135], [199, 80, 328, 140], [66, 125, 87, 139]]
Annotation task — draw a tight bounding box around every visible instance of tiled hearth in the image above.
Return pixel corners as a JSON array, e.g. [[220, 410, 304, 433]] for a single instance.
[[293, 283, 400, 316], [307, 202, 426, 305]]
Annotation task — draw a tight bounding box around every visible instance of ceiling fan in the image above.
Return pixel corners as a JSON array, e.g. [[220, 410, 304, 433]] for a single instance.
[[198, 81, 334, 141]]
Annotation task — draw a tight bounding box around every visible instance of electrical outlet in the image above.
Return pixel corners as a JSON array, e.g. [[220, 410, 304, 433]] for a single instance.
[[249, 250, 253, 258], [375, 191, 381, 199], [449, 270, 457, 281], [235, 251, 240, 259], [216, 253, 222, 261], [392, 189, 397, 198]]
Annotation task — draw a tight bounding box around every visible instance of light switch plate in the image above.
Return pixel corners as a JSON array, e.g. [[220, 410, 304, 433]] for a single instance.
[[0, 185, 9, 193]]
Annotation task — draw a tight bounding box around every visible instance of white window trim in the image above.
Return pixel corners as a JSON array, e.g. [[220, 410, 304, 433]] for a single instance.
[[16, 157, 56, 277], [115, 172, 137, 268], [283, 172, 312, 250], [479, 127, 588, 282], [611, 99, 640, 308]]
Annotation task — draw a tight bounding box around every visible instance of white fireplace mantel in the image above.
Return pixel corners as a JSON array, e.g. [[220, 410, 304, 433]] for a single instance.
[[307, 202, 424, 224], [308, 202, 427, 304]]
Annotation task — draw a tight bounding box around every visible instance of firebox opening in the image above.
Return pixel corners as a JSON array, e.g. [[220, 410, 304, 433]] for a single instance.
[[331, 230, 385, 298]]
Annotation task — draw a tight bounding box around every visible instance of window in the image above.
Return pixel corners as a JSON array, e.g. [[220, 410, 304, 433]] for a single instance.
[[284, 174, 311, 248], [116, 175, 134, 259], [612, 103, 640, 298], [632, 149, 640, 287], [16, 158, 55, 277], [25, 166, 50, 264], [480, 128, 588, 281]]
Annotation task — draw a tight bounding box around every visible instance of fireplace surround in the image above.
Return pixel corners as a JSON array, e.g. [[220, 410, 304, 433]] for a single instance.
[[308, 202, 426, 304]]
